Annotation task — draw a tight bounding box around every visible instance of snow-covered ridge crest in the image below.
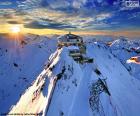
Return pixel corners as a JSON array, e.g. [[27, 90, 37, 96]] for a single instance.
[[9, 41, 140, 116], [9, 47, 81, 115]]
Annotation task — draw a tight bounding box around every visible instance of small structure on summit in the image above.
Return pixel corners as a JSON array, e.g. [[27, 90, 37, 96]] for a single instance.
[[68, 46, 81, 57], [57, 33, 93, 64], [67, 46, 93, 63], [57, 32, 84, 47]]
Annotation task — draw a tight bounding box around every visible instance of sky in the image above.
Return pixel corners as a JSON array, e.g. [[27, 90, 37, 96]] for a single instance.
[[0, 0, 140, 37]]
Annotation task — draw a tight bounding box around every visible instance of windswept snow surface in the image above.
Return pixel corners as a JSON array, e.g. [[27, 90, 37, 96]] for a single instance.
[[0, 34, 57, 113], [10, 41, 140, 116], [110, 37, 140, 62], [110, 37, 140, 79]]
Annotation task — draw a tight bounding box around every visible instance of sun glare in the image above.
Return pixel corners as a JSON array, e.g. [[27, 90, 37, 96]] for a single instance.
[[11, 26, 21, 33]]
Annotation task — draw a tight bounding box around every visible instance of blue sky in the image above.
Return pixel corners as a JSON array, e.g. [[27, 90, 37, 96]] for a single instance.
[[0, 0, 140, 32]]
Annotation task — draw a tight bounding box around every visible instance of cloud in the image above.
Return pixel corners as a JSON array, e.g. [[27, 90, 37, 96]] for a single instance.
[[0, 9, 28, 25], [0, 0, 139, 31], [0, 9, 16, 16], [24, 20, 76, 29], [72, 0, 87, 8], [19, 8, 95, 30], [96, 13, 112, 21], [0, 1, 12, 6], [7, 20, 22, 24], [47, 0, 70, 9]]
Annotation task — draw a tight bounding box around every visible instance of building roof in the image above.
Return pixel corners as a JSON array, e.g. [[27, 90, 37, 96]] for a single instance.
[[58, 33, 82, 40], [67, 46, 79, 50]]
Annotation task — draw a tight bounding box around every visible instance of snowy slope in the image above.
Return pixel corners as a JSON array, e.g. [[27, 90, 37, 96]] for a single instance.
[[9, 41, 140, 116], [126, 62, 140, 79], [110, 37, 140, 62], [0, 34, 57, 113], [9, 47, 84, 115], [109, 37, 140, 79], [87, 43, 140, 116]]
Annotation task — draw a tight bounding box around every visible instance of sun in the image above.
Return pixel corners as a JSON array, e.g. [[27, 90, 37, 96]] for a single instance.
[[10, 26, 21, 33]]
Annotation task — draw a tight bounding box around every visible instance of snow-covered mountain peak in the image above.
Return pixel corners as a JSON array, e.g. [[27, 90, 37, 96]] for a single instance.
[[9, 40, 140, 116], [1, 34, 140, 116]]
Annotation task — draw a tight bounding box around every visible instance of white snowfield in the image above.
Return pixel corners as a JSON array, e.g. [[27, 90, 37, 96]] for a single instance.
[[9, 40, 140, 116], [0, 34, 57, 113], [110, 38, 140, 79]]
